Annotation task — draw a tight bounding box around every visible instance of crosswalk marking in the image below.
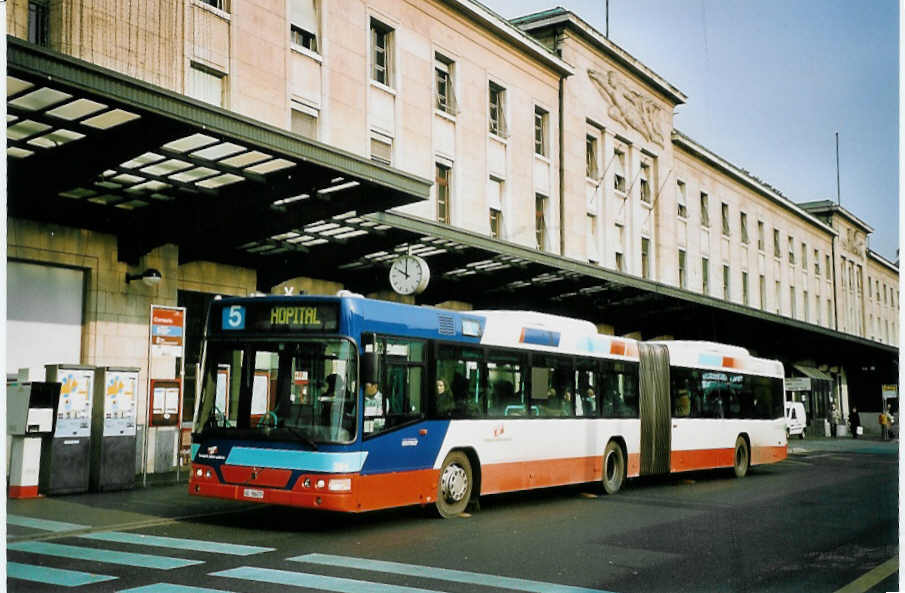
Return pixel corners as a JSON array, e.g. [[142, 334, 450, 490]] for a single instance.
[[79, 531, 274, 556], [119, 584, 237, 593], [7, 561, 116, 587], [7, 514, 89, 532], [290, 553, 615, 593], [212, 566, 452, 593], [8, 541, 204, 570]]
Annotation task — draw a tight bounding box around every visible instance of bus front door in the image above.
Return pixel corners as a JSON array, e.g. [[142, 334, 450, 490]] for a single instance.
[[638, 343, 670, 475]]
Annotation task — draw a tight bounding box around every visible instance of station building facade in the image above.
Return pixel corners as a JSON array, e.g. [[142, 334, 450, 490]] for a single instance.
[[6, 0, 899, 458]]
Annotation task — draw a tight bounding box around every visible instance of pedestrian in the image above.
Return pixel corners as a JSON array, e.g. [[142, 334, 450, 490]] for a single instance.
[[850, 407, 861, 439], [829, 404, 839, 438], [879, 408, 889, 440]]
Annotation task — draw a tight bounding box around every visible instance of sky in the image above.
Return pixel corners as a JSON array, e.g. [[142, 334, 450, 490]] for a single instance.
[[483, 0, 899, 262]]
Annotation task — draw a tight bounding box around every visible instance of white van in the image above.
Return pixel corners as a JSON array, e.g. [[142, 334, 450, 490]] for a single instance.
[[785, 401, 807, 439]]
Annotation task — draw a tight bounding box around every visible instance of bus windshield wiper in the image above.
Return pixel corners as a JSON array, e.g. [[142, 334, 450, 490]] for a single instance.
[[278, 426, 319, 450]]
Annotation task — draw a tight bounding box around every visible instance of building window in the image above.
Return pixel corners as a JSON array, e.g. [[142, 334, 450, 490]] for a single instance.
[[742, 271, 749, 306], [370, 132, 392, 165], [757, 220, 765, 251], [642, 238, 651, 279], [773, 229, 781, 258], [722, 265, 730, 300], [586, 135, 598, 178], [613, 149, 627, 193], [790, 286, 797, 318], [814, 249, 820, 275], [700, 192, 710, 227], [677, 249, 686, 288], [788, 236, 795, 265], [534, 107, 548, 157], [28, 1, 49, 46], [489, 82, 507, 137], [676, 180, 687, 218], [290, 0, 319, 53], [639, 163, 651, 204], [290, 103, 318, 139], [436, 163, 450, 224], [188, 65, 224, 107], [200, 0, 228, 9], [614, 223, 625, 259], [815, 293, 821, 324], [827, 299, 833, 328], [615, 252, 624, 272], [489, 208, 502, 239], [721, 203, 730, 236], [435, 54, 457, 114], [801, 243, 808, 269], [535, 194, 547, 250], [702, 257, 710, 295], [759, 274, 766, 310], [826, 255, 832, 278], [803, 289, 809, 322], [587, 215, 599, 263], [776, 281, 782, 314], [371, 19, 393, 86], [740, 212, 749, 244]]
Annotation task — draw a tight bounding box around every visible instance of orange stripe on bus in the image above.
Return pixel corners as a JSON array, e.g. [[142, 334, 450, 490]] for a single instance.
[[610, 341, 626, 356], [722, 356, 736, 368], [220, 465, 292, 488], [481, 456, 604, 494]]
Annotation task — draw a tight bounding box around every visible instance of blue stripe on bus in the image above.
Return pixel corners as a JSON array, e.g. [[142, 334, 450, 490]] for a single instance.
[[7, 562, 116, 587], [211, 566, 444, 593], [225, 448, 368, 473], [8, 541, 204, 570], [698, 354, 722, 367], [521, 327, 561, 347], [119, 584, 236, 593], [79, 531, 274, 555], [7, 515, 88, 532], [290, 553, 616, 593]]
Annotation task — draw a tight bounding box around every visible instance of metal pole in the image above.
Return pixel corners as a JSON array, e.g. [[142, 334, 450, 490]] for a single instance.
[[835, 132, 841, 206], [605, 0, 609, 38]]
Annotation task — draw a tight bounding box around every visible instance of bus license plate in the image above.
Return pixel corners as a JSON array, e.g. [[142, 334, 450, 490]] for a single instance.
[[243, 488, 264, 499]]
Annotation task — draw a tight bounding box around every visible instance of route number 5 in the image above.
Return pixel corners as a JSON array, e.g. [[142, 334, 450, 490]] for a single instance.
[[223, 305, 245, 330]]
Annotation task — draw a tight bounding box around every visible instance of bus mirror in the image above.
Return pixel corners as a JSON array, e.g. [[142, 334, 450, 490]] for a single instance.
[[361, 352, 379, 385]]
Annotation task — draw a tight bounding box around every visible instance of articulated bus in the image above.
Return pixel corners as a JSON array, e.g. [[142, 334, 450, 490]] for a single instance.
[[189, 294, 787, 517]]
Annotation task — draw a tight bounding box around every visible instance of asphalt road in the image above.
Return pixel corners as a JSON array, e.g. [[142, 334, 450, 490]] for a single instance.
[[6, 439, 898, 593]]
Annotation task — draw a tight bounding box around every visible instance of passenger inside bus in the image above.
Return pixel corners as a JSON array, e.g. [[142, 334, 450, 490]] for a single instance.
[[363, 380, 385, 433], [435, 379, 454, 416]]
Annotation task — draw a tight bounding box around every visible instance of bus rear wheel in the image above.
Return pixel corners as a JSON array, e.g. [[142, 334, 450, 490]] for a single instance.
[[602, 441, 625, 495], [434, 451, 472, 518], [733, 436, 750, 478]]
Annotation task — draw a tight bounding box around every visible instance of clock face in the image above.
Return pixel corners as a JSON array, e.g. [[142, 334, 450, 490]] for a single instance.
[[389, 255, 430, 295]]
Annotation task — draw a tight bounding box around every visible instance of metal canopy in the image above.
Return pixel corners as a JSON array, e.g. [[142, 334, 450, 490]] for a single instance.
[[6, 37, 431, 264]]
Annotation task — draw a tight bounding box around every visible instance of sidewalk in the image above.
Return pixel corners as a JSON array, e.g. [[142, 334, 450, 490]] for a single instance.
[[787, 433, 899, 456]]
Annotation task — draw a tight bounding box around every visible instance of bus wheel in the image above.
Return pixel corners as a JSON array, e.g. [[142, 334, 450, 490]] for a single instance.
[[602, 441, 625, 495], [733, 436, 749, 478], [435, 451, 472, 518]]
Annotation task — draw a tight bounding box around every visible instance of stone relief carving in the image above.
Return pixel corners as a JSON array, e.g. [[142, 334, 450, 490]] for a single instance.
[[589, 69, 666, 147]]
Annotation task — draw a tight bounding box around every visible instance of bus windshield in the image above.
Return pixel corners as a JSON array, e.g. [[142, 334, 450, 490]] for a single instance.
[[195, 339, 357, 444]]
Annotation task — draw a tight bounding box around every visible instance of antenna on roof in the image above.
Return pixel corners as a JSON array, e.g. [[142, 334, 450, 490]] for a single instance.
[[835, 131, 841, 206], [605, 0, 610, 38]]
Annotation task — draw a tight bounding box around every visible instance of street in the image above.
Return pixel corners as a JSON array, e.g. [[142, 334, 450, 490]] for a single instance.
[[7, 438, 898, 593]]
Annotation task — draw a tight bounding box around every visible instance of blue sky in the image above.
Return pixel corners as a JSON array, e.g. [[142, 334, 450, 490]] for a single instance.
[[484, 0, 899, 261]]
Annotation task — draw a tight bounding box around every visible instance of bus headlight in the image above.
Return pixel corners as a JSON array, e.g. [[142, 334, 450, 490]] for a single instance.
[[328, 478, 351, 492], [196, 468, 203, 477], [315, 479, 326, 489], [303, 478, 311, 488]]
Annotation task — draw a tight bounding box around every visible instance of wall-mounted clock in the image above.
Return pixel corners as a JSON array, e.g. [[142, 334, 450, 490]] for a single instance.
[[389, 254, 430, 295]]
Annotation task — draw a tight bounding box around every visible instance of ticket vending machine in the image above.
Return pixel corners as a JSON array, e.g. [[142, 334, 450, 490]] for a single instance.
[[91, 367, 140, 491], [7, 382, 60, 498], [42, 365, 95, 495]]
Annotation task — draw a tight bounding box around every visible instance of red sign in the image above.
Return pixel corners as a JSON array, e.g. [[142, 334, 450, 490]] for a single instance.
[[150, 305, 186, 354]]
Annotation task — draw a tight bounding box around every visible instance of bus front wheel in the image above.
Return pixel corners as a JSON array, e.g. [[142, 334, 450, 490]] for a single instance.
[[733, 436, 749, 478], [602, 441, 625, 495], [434, 451, 472, 518]]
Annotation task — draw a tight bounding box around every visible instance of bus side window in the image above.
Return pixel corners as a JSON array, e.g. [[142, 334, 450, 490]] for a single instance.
[[601, 360, 639, 418], [367, 337, 425, 434], [436, 344, 484, 418]]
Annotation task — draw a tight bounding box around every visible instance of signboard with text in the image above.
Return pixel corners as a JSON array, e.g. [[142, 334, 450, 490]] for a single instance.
[[150, 305, 185, 358]]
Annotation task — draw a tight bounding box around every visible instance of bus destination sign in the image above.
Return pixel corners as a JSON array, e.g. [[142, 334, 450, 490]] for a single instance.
[[219, 302, 339, 333]]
